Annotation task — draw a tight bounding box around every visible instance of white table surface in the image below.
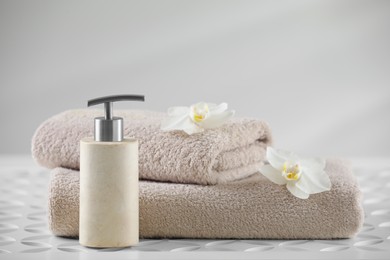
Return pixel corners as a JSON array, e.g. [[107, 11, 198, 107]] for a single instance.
[[0, 155, 389, 260]]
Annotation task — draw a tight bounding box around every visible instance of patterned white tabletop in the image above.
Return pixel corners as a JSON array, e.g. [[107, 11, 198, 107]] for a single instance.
[[0, 156, 389, 259]]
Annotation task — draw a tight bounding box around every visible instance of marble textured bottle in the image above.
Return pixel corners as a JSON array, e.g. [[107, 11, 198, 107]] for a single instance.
[[79, 94, 144, 248]]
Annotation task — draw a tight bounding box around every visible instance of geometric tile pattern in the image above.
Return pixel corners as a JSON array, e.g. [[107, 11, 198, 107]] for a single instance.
[[0, 159, 389, 259]]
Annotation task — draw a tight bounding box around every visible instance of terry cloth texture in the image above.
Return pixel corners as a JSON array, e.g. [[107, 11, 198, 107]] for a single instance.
[[32, 109, 272, 185], [48, 159, 363, 239]]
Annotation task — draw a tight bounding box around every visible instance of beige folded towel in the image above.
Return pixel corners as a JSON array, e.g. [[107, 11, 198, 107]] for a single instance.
[[32, 109, 272, 185], [49, 159, 363, 239]]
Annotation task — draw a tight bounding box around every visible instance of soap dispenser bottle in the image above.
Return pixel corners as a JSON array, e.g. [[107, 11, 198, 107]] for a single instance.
[[80, 94, 144, 248]]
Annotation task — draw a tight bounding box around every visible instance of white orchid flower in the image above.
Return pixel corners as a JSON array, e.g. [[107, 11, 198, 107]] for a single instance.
[[260, 147, 331, 199], [161, 102, 235, 135]]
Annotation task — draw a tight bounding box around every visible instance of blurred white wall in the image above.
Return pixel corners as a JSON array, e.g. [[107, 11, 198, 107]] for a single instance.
[[0, 0, 389, 156]]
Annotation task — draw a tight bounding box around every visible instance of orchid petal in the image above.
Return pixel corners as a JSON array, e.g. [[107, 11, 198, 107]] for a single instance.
[[301, 157, 326, 172], [260, 164, 287, 185], [277, 149, 300, 162], [296, 168, 331, 194], [209, 103, 228, 115], [200, 110, 235, 129], [161, 113, 197, 133], [287, 182, 310, 199], [266, 147, 287, 170], [161, 112, 188, 130], [167, 106, 189, 116], [183, 123, 204, 135]]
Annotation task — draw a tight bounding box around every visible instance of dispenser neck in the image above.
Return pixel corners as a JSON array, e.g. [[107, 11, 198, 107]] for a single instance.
[[104, 102, 113, 120]]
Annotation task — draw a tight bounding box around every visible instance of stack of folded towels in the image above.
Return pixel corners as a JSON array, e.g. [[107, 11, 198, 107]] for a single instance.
[[32, 109, 363, 239]]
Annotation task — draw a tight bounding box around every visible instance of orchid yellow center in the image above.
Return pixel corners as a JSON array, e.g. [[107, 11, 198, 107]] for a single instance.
[[282, 162, 301, 181], [191, 103, 209, 123]]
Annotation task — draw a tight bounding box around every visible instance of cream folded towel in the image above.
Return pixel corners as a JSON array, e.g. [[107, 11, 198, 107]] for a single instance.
[[32, 109, 272, 185], [48, 159, 363, 239]]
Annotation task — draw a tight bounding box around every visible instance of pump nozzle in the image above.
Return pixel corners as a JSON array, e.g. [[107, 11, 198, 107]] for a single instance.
[[87, 94, 145, 142]]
